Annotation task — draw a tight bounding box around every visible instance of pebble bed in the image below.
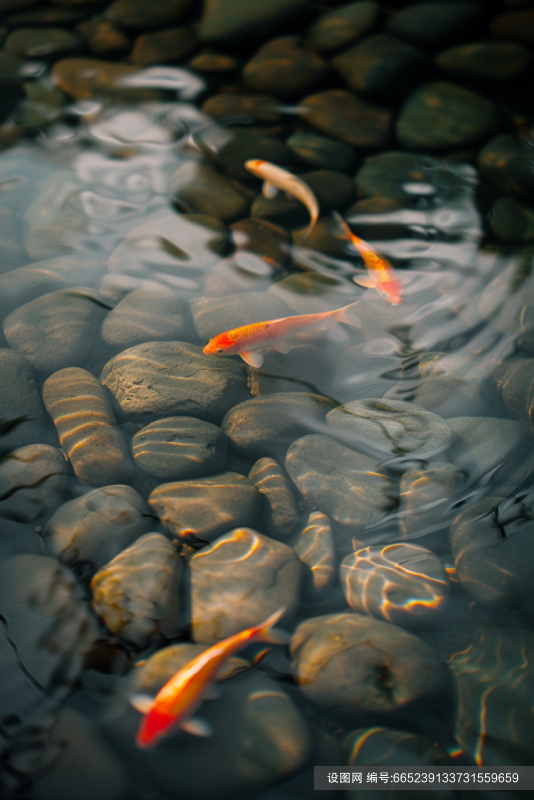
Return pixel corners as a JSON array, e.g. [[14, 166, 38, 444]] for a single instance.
[[0, 0, 532, 798]]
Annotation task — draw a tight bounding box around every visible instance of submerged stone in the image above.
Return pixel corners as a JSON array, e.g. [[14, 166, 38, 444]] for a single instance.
[[130, 27, 197, 66], [199, 127, 297, 187], [490, 195, 534, 242], [307, 1, 379, 53], [489, 9, 534, 48], [101, 288, 186, 348], [0, 445, 68, 523], [286, 132, 356, 172], [300, 89, 392, 149], [355, 150, 443, 201], [0, 349, 45, 455], [104, 0, 193, 29], [293, 510, 335, 596], [346, 726, 451, 767], [201, 93, 281, 123], [436, 42, 531, 85], [478, 135, 534, 204], [198, 0, 312, 46], [399, 462, 466, 540], [76, 20, 131, 59], [385, 3, 486, 51], [190, 291, 292, 342], [248, 457, 299, 540], [4, 27, 82, 59], [230, 217, 290, 269], [243, 36, 329, 99], [171, 161, 250, 223], [51, 58, 165, 102]]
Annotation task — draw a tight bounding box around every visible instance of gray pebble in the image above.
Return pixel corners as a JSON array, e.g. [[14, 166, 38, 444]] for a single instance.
[[0, 444, 69, 523], [190, 291, 292, 342], [294, 510, 335, 596], [248, 457, 300, 540], [399, 462, 466, 540], [0, 349, 45, 455], [102, 288, 186, 348]]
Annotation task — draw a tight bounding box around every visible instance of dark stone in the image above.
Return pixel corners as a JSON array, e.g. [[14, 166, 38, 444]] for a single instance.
[[307, 1, 379, 53], [171, 162, 250, 223], [268, 271, 359, 313], [198, 0, 312, 46], [91, 533, 181, 648], [104, 0, 193, 29], [399, 462, 466, 540], [188, 52, 239, 72], [0, 444, 68, 523], [190, 527, 301, 641], [385, 3, 487, 51], [76, 20, 131, 58], [286, 132, 356, 172], [5, 7, 93, 26], [285, 434, 396, 533], [100, 341, 249, 422], [190, 291, 292, 342], [230, 217, 290, 268], [101, 288, 186, 348], [202, 255, 277, 297], [198, 127, 297, 186], [346, 726, 451, 766], [222, 392, 337, 458], [300, 89, 392, 149], [0, 52, 25, 121], [4, 27, 81, 59], [149, 472, 260, 542], [248, 457, 299, 539], [132, 417, 228, 480], [130, 27, 196, 66], [478, 135, 534, 204], [489, 10, 534, 48], [332, 34, 431, 102], [243, 36, 329, 99], [247, 344, 337, 397], [291, 216, 355, 262], [436, 42, 531, 85], [0, 349, 44, 455], [51, 58, 165, 103], [290, 612, 445, 712], [396, 81, 501, 151], [293, 510, 334, 596], [490, 196, 534, 242], [43, 485, 154, 578], [201, 93, 281, 123], [414, 353, 498, 419]]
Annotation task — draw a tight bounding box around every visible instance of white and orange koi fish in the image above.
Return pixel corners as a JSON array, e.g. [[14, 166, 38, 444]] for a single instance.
[[131, 607, 290, 748], [245, 159, 319, 236], [333, 212, 404, 305], [202, 301, 361, 367]]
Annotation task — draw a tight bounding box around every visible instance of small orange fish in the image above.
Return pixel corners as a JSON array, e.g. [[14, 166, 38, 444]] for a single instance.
[[202, 301, 361, 367], [333, 212, 404, 305], [245, 159, 319, 236], [131, 607, 290, 748]]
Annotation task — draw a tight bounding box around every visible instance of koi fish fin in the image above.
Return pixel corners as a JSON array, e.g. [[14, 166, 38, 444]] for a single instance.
[[353, 275, 376, 288], [254, 606, 291, 646], [332, 210, 352, 240], [240, 350, 264, 368], [180, 717, 212, 737], [129, 693, 155, 715], [203, 683, 221, 701], [335, 301, 362, 328], [271, 340, 292, 354], [262, 181, 278, 199]]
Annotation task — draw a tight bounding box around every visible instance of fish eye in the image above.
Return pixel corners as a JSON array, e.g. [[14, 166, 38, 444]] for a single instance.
[[217, 348, 223, 354]]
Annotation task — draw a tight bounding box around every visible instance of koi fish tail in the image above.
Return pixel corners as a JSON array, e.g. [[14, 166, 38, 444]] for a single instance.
[[252, 606, 291, 645], [335, 302, 362, 328]]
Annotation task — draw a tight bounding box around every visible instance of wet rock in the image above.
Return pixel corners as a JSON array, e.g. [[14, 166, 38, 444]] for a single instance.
[[4, 27, 81, 59], [202, 93, 281, 123], [243, 36, 329, 99], [268, 271, 358, 314], [100, 341, 249, 422], [0, 206, 28, 272], [6, 7, 92, 26], [450, 626, 534, 765], [199, 127, 297, 186], [0, 349, 45, 455], [331, 339, 403, 404], [43, 485, 155, 578], [300, 89, 391, 149], [76, 20, 131, 59], [290, 612, 445, 712], [332, 34, 430, 102], [286, 132, 356, 172], [189, 52, 239, 72], [355, 150, 443, 202], [190, 291, 292, 341], [222, 393, 337, 459], [171, 161, 250, 223], [414, 353, 497, 418], [326, 398, 452, 460], [436, 42, 531, 85], [149, 472, 259, 542], [385, 3, 486, 51], [285, 434, 395, 534], [341, 544, 449, 626], [307, 1, 379, 53], [132, 417, 228, 480], [190, 527, 300, 641], [104, 0, 193, 29], [203, 255, 277, 297], [0, 0, 35, 12], [230, 217, 290, 269], [130, 27, 197, 66], [399, 462, 466, 540], [489, 10, 534, 48], [43, 368, 132, 486], [397, 82, 501, 151], [51, 58, 164, 103], [248, 344, 337, 398], [294, 510, 334, 596], [291, 215, 355, 262], [198, 0, 312, 46], [91, 533, 181, 648], [490, 195, 534, 242], [248, 457, 299, 539], [15, 81, 66, 130], [346, 725, 451, 768], [101, 288, 186, 348], [478, 135, 534, 204], [0, 445, 68, 523], [496, 358, 534, 434]]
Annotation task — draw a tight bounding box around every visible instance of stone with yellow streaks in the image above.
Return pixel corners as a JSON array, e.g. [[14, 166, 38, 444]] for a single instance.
[[248, 457, 299, 540], [399, 461, 465, 540], [43, 367, 132, 486], [293, 510, 334, 596]]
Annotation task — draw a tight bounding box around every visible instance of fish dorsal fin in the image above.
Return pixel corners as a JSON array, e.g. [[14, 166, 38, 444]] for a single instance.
[[180, 717, 213, 737], [262, 181, 278, 199], [240, 350, 264, 368], [129, 693, 155, 715], [353, 275, 377, 288]]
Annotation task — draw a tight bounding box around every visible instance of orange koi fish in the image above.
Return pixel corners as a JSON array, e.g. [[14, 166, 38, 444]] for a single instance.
[[245, 159, 319, 236], [131, 607, 290, 748], [202, 301, 361, 367], [333, 212, 404, 305]]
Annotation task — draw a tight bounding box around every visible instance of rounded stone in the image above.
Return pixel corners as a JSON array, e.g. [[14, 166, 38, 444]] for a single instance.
[[51, 58, 165, 103], [490, 196, 534, 242], [149, 472, 260, 542], [76, 20, 131, 59], [293, 510, 335, 596], [355, 151, 444, 202], [307, 1, 379, 53], [101, 288, 186, 348], [171, 161, 250, 223], [396, 81, 501, 151], [222, 392, 337, 459], [285, 434, 396, 533], [104, 0, 193, 29], [248, 457, 299, 540], [132, 417, 228, 480], [326, 398, 453, 459], [385, 3, 486, 51], [130, 27, 197, 66], [290, 612, 445, 712], [496, 359, 534, 434], [300, 89, 392, 149], [100, 341, 249, 423], [188, 53, 238, 72], [0, 445, 68, 523], [243, 36, 329, 99], [346, 726, 451, 768], [0, 349, 45, 455], [91, 533, 181, 648], [399, 462, 466, 540], [42, 485, 155, 579], [436, 42, 532, 85], [341, 544, 449, 626], [286, 132, 356, 172], [489, 10, 534, 48], [4, 27, 82, 59], [190, 291, 293, 342], [201, 93, 281, 123], [230, 217, 290, 269], [198, 0, 312, 46], [478, 135, 534, 204], [332, 34, 431, 102], [190, 527, 301, 641]]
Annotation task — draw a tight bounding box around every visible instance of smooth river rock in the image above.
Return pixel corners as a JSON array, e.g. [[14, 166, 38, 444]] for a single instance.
[[293, 510, 335, 596], [248, 457, 300, 540], [0, 349, 45, 455], [399, 462, 466, 540], [101, 287, 186, 348], [0, 444, 69, 523]]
